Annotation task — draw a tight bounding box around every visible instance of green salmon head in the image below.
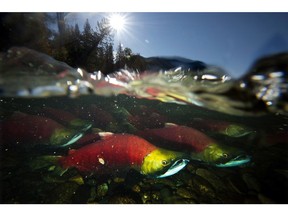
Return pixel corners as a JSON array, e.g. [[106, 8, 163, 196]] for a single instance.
[[69, 119, 92, 131], [50, 128, 83, 147], [224, 124, 255, 137], [141, 148, 189, 178], [191, 143, 251, 167]]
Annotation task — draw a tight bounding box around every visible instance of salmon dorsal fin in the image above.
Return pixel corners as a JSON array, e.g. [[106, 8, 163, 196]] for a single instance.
[[164, 123, 178, 128], [98, 132, 114, 140]]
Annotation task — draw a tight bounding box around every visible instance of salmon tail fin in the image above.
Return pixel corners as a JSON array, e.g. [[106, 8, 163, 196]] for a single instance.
[[28, 155, 68, 176]]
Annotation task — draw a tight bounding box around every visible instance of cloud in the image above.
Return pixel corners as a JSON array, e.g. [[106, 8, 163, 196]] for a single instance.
[[145, 39, 149, 44]]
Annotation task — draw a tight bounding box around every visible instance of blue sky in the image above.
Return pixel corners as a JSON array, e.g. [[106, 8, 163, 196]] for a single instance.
[[66, 12, 288, 78]]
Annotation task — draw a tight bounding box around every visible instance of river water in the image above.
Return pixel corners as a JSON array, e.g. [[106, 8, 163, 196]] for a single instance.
[[0, 47, 287, 204]]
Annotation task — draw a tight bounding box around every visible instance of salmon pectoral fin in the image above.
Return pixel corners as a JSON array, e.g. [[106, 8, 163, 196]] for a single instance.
[[29, 155, 69, 176], [29, 155, 61, 171], [52, 165, 69, 177]]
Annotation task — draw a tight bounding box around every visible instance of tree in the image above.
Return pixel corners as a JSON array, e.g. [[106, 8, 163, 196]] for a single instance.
[[56, 12, 66, 35], [101, 43, 114, 74], [124, 47, 132, 58], [82, 19, 94, 49], [56, 12, 66, 47], [0, 13, 141, 74], [115, 43, 125, 70], [0, 13, 54, 54], [114, 44, 144, 71], [62, 24, 82, 66], [50, 17, 114, 72], [74, 18, 113, 72], [126, 54, 147, 71]]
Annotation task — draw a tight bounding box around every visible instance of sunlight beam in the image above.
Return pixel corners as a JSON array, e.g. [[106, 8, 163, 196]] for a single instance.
[[108, 14, 126, 32]]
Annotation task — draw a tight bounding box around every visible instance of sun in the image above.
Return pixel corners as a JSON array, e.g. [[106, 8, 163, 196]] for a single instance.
[[108, 14, 126, 32]]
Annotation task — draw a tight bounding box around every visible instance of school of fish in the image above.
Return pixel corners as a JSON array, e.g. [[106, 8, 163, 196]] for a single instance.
[[0, 103, 253, 179]]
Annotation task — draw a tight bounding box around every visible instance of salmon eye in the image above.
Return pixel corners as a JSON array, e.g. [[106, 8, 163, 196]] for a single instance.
[[222, 153, 228, 158], [162, 160, 169, 166]]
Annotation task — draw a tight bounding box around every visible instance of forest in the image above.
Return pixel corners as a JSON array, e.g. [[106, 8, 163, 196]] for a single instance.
[[0, 13, 146, 74]]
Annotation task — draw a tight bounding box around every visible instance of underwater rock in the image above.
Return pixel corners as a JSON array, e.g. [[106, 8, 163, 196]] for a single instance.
[[108, 195, 138, 204], [72, 185, 93, 204], [244, 195, 262, 204], [159, 187, 172, 199], [1, 172, 54, 204], [185, 163, 198, 174], [131, 184, 141, 193], [176, 187, 198, 200], [258, 193, 276, 204], [140, 191, 161, 204], [87, 186, 97, 203], [171, 171, 191, 187], [96, 183, 109, 198], [141, 192, 152, 204], [45, 182, 79, 204], [274, 169, 288, 180], [142, 177, 176, 189], [107, 188, 142, 204], [227, 175, 249, 194], [187, 174, 216, 199], [164, 196, 197, 204], [161, 186, 197, 204], [113, 177, 125, 183], [241, 173, 261, 193], [195, 168, 226, 192], [41, 173, 84, 185]]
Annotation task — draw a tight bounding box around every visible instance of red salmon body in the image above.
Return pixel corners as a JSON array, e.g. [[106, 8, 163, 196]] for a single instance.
[[39, 107, 92, 131], [58, 134, 157, 174], [40, 107, 80, 125], [138, 125, 216, 152], [188, 119, 231, 132], [42, 107, 76, 122], [187, 118, 253, 138], [127, 105, 167, 130], [73, 104, 115, 129], [0, 112, 64, 146]]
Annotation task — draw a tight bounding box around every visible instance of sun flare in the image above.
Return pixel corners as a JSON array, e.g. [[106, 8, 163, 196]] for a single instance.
[[108, 14, 126, 32]]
